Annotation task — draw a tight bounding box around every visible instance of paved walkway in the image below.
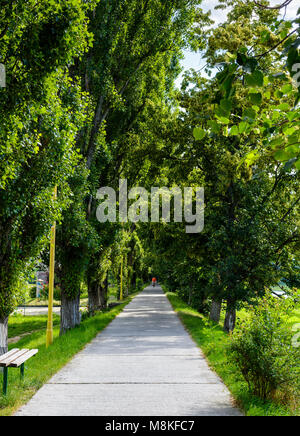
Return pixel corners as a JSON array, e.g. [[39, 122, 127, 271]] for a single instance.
[[16, 286, 241, 416], [15, 307, 61, 316]]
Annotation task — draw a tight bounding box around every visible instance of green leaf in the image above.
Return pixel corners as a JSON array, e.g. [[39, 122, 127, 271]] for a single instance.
[[288, 133, 300, 144], [245, 150, 260, 167], [245, 70, 264, 88], [239, 121, 249, 134], [260, 30, 270, 43], [216, 116, 230, 124], [285, 144, 299, 155], [286, 112, 298, 121], [249, 93, 262, 105], [243, 108, 257, 121], [275, 90, 283, 99], [229, 125, 239, 136], [269, 137, 284, 149], [264, 91, 271, 99], [273, 150, 291, 161], [221, 74, 236, 97], [278, 103, 290, 111], [220, 99, 232, 113], [282, 126, 296, 135], [281, 84, 293, 94], [207, 120, 220, 134], [193, 127, 206, 141]]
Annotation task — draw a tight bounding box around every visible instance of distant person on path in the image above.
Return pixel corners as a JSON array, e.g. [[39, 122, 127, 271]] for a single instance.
[[152, 277, 157, 287]]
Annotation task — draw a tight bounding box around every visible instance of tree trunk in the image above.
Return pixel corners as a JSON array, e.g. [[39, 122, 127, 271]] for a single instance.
[[0, 317, 8, 356], [60, 292, 81, 335], [131, 261, 137, 289], [99, 278, 108, 310], [210, 298, 222, 323], [224, 300, 236, 333], [88, 284, 100, 317]]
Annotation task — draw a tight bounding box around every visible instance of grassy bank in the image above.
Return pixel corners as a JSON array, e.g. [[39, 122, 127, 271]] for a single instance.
[[0, 293, 137, 416], [166, 291, 299, 417], [8, 315, 60, 339], [22, 284, 119, 308]]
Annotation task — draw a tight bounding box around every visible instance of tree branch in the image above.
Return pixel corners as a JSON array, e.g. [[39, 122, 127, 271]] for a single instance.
[[253, 0, 294, 10], [280, 196, 300, 222], [255, 29, 298, 59]]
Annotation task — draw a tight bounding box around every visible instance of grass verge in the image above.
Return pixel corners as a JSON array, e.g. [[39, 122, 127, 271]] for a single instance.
[[8, 315, 60, 339], [0, 293, 137, 416], [166, 291, 299, 417]]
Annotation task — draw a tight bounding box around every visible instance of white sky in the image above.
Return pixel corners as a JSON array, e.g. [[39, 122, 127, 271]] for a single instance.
[[176, 0, 299, 87]]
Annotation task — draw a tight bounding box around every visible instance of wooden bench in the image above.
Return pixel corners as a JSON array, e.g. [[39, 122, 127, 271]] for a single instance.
[[0, 348, 38, 395]]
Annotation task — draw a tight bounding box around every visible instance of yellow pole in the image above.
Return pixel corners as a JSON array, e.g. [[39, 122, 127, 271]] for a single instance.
[[46, 186, 57, 348], [120, 255, 123, 301]]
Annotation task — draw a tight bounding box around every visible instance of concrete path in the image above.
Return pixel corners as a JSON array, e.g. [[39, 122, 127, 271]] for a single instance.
[[14, 307, 61, 316], [16, 286, 242, 416]]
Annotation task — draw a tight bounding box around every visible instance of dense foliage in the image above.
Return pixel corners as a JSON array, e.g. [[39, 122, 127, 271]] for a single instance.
[[0, 0, 95, 328], [229, 291, 300, 401], [0, 0, 299, 410]]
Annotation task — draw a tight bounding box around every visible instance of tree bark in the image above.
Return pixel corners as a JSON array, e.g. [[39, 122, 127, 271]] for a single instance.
[[131, 266, 137, 289], [88, 284, 100, 316], [99, 278, 108, 310], [60, 292, 81, 335], [86, 95, 106, 169], [0, 317, 8, 356], [210, 298, 222, 323], [224, 300, 236, 332]]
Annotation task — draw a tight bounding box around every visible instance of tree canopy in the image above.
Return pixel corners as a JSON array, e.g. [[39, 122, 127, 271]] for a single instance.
[[0, 0, 299, 350]]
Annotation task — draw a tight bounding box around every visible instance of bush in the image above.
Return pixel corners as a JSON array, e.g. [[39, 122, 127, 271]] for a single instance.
[[228, 291, 300, 403], [40, 285, 61, 301], [135, 278, 144, 292], [29, 286, 37, 299], [178, 284, 210, 315]]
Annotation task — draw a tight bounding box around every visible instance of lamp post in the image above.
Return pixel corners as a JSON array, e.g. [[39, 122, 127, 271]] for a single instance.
[[46, 186, 57, 348]]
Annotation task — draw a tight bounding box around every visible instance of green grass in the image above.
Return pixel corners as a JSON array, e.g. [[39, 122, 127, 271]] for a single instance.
[[0, 293, 137, 416], [108, 285, 119, 302], [166, 291, 299, 417], [23, 297, 88, 307], [8, 315, 60, 339], [24, 286, 119, 307], [23, 298, 61, 307], [21, 282, 122, 307]]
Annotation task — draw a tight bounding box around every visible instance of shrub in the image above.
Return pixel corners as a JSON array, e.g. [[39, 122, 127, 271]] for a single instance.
[[135, 278, 144, 292], [228, 291, 300, 403], [29, 286, 37, 299], [178, 284, 210, 315], [80, 308, 89, 322], [40, 285, 61, 301]]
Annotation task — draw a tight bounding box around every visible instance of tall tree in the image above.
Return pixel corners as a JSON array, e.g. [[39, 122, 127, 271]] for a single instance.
[[140, 0, 299, 332], [0, 0, 97, 354], [57, 0, 208, 333]]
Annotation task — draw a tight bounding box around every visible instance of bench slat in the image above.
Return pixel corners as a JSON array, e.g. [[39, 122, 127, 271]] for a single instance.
[[0, 349, 19, 364], [0, 349, 29, 367], [10, 349, 38, 367]]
